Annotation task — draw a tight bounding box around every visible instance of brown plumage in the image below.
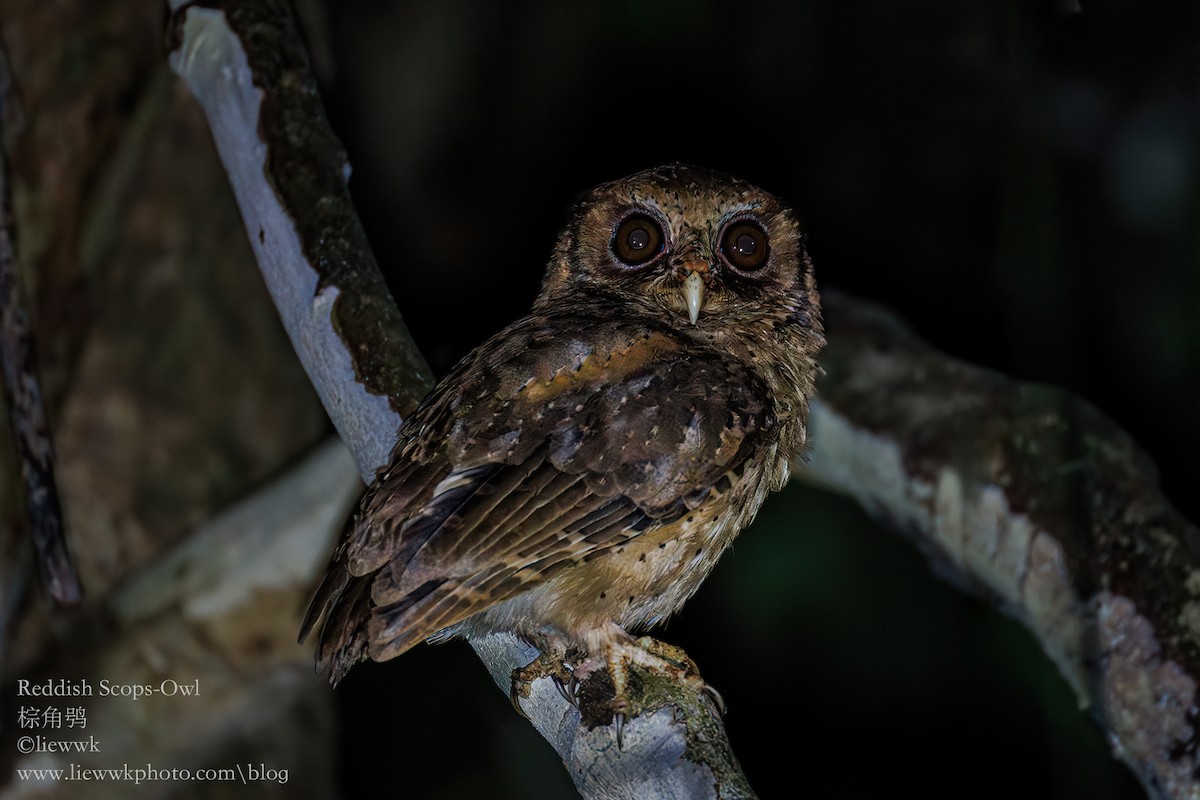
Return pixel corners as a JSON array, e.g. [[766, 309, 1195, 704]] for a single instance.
[[300, 164, 823, 687]]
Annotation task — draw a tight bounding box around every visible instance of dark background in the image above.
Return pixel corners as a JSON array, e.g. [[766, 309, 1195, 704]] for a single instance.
[[308, 1, 1197, 797]]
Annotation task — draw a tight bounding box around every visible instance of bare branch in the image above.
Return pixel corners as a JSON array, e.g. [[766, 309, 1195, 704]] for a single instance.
[[798, 291, 1200, 800], [166, 0, 431, 481]]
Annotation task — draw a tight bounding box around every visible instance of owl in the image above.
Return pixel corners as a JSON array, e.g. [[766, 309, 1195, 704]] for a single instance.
[[301, 163, 823, 714]]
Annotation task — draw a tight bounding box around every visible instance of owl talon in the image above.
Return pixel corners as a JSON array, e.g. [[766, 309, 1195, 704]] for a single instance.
[[510, 649, 580, 718], [552, 674, 579, 707], [702, 683, 727, 715], [509, 679, 530, 720]]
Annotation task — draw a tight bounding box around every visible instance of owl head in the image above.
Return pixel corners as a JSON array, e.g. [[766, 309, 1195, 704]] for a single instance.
[[539, 163, 817, 331]]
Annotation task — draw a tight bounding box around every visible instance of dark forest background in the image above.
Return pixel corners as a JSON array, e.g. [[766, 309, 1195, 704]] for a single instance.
[[303, 1, 1197, 798]]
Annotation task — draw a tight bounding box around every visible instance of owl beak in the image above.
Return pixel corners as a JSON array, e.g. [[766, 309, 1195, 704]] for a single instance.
[[683, 270, 707, 325]]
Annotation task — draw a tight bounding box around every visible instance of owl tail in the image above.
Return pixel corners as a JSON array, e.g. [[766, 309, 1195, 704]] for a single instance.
[[299, 563, 372, 686]]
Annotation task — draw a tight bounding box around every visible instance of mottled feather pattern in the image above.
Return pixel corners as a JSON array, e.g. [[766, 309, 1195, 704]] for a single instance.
[[301, 164, 823, 684]]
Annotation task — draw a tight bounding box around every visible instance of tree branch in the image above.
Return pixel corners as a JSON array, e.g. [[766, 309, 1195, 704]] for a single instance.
[[166, 2, 752, 798], [799, 292, 1199, 800], [166, 0, 431, 481]]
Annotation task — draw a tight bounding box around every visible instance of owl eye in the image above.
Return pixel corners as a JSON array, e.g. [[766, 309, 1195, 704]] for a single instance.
[[612, 214, 665, 266], [719, 221, 769, 272]]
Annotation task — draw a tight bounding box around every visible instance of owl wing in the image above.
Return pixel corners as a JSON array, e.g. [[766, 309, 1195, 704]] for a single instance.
[[300, 316, 772, 683]]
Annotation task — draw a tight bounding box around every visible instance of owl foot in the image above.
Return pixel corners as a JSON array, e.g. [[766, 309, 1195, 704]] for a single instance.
[[509, 649, 580, 719], [570, 635, 725, 749], [509, 637, 724, 748], [629, 637, 727, 715], [628, 636, 726, 714]]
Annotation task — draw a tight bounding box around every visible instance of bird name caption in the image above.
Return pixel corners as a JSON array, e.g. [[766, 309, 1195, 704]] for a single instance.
[[17, 678, 201, 700], [12, 678, 288, 785]]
